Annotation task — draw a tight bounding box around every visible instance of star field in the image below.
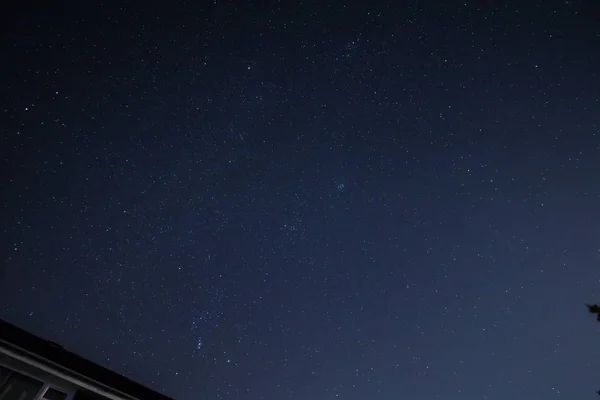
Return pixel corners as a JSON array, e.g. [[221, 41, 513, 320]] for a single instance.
[[2, 1, 600, 399]]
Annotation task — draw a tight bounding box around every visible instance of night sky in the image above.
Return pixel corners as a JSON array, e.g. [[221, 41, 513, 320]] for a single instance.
[[2, 1, 600, 399]]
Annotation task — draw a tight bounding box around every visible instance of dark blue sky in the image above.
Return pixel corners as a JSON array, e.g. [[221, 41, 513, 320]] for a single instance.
[[2, 1, 600, 399]]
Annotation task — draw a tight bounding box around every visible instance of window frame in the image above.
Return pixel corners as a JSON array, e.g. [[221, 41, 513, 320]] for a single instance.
[[0, 361, 74, 400], [36, 384, 69, 400]]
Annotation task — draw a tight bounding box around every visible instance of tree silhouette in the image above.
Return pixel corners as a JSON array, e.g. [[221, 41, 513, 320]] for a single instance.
[[587, 304, 600, 396], [588, 304, 600, 321]]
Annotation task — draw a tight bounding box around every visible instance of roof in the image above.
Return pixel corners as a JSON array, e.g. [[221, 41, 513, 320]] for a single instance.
[[0, 319, 174, 400]]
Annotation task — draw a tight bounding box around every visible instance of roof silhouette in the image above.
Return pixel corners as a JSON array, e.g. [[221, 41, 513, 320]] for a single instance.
[[0, 318, 174, 400]]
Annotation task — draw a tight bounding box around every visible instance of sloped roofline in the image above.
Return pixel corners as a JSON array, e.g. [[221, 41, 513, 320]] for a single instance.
[[0, 319, 174, 400]]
